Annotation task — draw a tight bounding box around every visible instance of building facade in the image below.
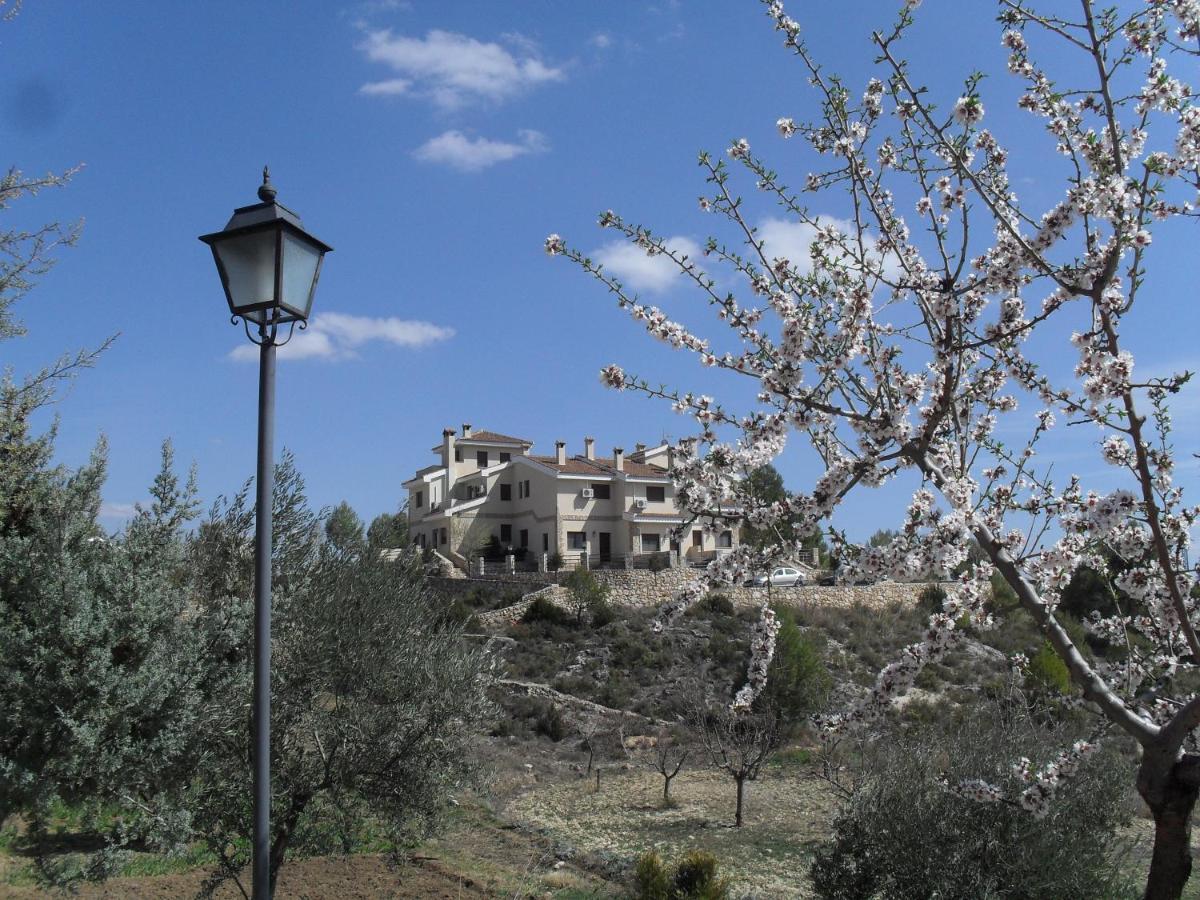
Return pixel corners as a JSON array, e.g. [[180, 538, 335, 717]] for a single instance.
[[404, 425, 737, 570]]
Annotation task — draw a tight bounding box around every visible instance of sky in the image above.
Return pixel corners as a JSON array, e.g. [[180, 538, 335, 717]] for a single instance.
[[3, 0, 1198, 539]]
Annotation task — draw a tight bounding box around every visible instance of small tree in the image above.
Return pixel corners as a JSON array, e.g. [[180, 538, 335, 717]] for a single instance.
[[650, 727, 692, 805], [324, 499, 365, 555], [366, 507, 408, 555], [759, 606, 831, 733], [563, 567, 611, 625], [692, 701, 781, 827]]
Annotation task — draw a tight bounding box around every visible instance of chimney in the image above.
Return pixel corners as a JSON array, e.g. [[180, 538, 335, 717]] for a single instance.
[[461, 423, 473, 438], [613, 447, 624, 472], [555, 440, 567, 466], [584, 437, 595, 460], [443, 428, 457, 495], [635, 442, 646, 453]]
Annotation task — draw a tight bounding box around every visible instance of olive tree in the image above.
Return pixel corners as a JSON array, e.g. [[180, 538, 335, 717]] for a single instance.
[[185, 460, 494, 897]]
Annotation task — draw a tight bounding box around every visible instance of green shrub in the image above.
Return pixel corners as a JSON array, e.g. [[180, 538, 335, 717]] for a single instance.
[[1026, 640, 1072, 696], [810, 697, 1133, 900], [634, 851, 672, 900], [522, 594, 571, 627], [533, 702, 566, 742], [633, 850, 729, 900], [697, 593, 735, 617], [591, 597, 618, 628], [918, 582, 947, 613], [547, 551, 564, 572], [761, 606, 831, 729], [672, 851, 728, 899]]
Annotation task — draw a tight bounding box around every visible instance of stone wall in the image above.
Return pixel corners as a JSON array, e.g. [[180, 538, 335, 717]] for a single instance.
[[475, 585, 562, 628], [461, 568, 935, 630], [586, 567, 931, 611], [426, 575, 552, 603]]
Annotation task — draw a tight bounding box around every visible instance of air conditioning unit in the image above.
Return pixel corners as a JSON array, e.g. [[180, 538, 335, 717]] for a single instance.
[[634, 498, 648, 510], [581, 488, 595, 499]]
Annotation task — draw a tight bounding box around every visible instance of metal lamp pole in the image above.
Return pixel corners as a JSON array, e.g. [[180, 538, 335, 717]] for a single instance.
[[199, 170, 331, 899], [252, 316, 276, 898]]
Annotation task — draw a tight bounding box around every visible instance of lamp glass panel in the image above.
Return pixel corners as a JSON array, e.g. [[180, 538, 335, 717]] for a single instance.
[[214, 229, 278, 312], [280, 232, 322, 319]]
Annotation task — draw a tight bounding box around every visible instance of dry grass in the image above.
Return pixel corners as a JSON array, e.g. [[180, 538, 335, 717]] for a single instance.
[[507, 767, 839, 899]]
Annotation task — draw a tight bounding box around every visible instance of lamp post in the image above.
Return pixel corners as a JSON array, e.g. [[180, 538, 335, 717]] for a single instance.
[[199, 168, 331, 899]]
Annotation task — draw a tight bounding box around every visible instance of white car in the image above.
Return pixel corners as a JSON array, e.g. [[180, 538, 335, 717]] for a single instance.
[[751, 566, 807, 587]]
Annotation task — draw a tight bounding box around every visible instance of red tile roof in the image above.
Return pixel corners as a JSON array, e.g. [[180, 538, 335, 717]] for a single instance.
[[460, 430, 533, 445]]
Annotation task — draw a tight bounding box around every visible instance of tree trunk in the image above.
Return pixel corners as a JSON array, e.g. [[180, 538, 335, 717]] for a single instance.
[[734, 775, 746, 828], [268, 790, 312, 897], [1140, 754, 1200, 900], [663, 773, 674, 804]]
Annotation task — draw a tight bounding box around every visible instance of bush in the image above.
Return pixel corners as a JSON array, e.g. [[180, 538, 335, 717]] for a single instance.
[[533, 702, 567, 742], [522, 594, 572, 627], [698, 593, 735, 617], [810, 696, 1133, 900], [1026, 639, 1072, 696], [591, 597, 618, 628], [672, 851, 729, 899], [547, 551, 564, 572], [634, 850, 729, 900], [634, 852, 672, 900], [918, 582, 947, 613]]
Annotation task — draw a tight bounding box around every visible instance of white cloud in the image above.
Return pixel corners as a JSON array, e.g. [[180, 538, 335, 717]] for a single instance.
[[414, 129, 547, 172], [589, 32, 612, 49], [593, 236, 702, 294], [357, 29, 564, 110], [758, 216, 902, 282], [99, 501, 137, 520], [229, 312, 454, 363], [359, 78, 411, 96]]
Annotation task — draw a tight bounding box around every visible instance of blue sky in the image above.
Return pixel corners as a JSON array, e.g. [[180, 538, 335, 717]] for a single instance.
[[4, 0, 1198, 539]]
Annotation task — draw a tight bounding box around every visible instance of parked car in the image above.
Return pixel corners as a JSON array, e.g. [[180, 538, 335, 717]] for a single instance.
[[749, 566, 808, 587]]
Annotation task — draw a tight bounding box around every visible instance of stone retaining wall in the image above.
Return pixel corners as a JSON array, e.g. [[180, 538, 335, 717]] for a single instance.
[[580, 567, 930, 611], [475, 585, 562, 628], [466, 569, 933, 630]]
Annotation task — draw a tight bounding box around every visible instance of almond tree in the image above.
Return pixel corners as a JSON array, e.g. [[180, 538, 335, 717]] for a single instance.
[[548, 1, 1200, 895]]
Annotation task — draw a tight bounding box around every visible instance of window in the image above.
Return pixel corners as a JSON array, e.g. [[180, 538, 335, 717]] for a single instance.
[[477, 450, 489, 467], [718, 531, 733, 548], [524, 479, 531, 497], [500, 452, 511, 463], [440, 528, 447, 545], [642, 533, 661, 552], [692, 530, 703, 548], [500, 483, 512, 501], [415, 490, 424, 508], [519, 529, 528, 548], [455, 449, 462, 462], [542, 533, 549, 552], [568, 531, 587, 550], [500, 524, 512, 543], [646, 485, 666, 503], [591, 483, 611, 500]]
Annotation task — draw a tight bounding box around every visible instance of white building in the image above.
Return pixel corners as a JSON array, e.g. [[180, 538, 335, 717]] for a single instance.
[[404, 424, 738, 570]]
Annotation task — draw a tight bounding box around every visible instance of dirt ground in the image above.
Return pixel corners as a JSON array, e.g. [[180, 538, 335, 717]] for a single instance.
[[0, 797, 617, 900], [507, 765, 838, 899]]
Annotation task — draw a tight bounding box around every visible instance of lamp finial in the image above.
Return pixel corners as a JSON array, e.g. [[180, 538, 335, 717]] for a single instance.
[[257, 166, 277, 203]]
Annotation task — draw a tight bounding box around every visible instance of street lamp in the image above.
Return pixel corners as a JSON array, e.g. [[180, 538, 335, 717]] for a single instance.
[[199, 168, 331, 899]]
